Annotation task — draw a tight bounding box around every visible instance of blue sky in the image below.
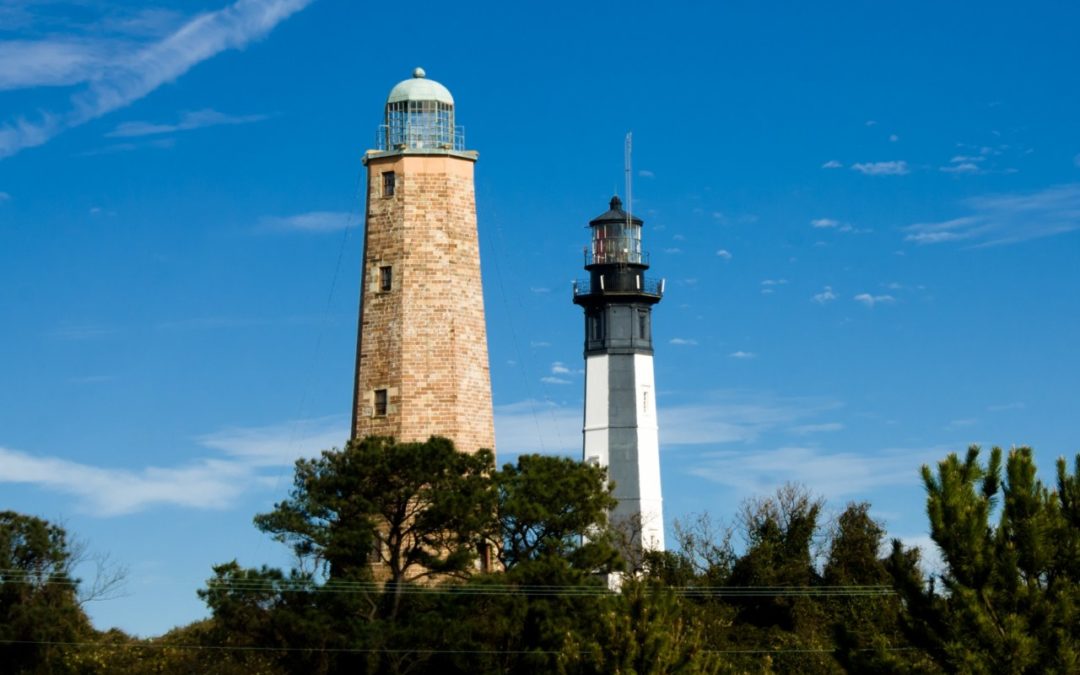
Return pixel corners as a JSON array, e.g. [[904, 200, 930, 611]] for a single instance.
[[2, 0, 1079, 635]]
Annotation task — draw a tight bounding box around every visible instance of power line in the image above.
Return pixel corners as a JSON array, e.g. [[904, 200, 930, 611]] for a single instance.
[[0, 638, 920, 656], [1, 572, 895, 598]]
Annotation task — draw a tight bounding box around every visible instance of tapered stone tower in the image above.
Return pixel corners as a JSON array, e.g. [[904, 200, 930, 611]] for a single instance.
[[351, 68, 495, 454], [573, 196, 665, 552]]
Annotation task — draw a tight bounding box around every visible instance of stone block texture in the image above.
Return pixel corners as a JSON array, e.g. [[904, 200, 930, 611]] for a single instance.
[[352, 152, 495, 455]]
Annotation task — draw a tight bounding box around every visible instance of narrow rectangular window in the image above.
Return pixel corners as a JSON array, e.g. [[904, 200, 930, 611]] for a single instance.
[[374, 389, 388, 416], [589, 311, 605, 341], [379, 265, 393, 292], [382, 172, 395, 197], [638, 310, 649, 339]]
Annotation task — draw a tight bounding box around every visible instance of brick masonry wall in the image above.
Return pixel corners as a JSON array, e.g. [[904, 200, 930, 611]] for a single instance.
[[353, 152, 496, 455]]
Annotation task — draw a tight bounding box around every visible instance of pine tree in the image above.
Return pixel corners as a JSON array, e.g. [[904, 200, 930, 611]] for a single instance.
[[890, 446, 1080, 674]]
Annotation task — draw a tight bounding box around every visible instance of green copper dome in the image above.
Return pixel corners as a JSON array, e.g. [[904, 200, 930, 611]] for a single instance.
[[386, 67, 454, 106]]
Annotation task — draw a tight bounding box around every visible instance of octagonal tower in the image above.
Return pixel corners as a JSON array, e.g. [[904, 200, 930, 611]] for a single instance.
[[573, 196, 666, 553], [351, 68, 495, 455]]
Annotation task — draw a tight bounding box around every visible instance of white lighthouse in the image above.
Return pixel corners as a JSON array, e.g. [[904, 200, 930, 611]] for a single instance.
[[573, 196, 665, 553]]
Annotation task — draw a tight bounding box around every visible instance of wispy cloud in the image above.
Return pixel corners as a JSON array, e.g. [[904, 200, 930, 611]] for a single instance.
[[688, 445, 946, 503], [728, 351, 756, 359], [540, 376, 571, 385], [905, 183, 1080, 246], [812, 286, 837, 304], [821, 160, 843, 169], [660, 391, 842, 446], [493, 390, 843, 457], [852, 161, 909, 176], [0, 39, 122, 90], [987, 401, 1025, 412], [669, 338, 698, 346], [638, 169, 655, 178], [789, 422, 844, 434], [260, 211, 354, 233], [811, 217, 862, 234], [715, 249, 732, 260], [0, 415, 346, 516], [0, 0, 314, 160], [550, 361, 582, 376], [854, 293, 894, 307], [197, 415, 347, 467], [940, 162, 982, 174], [68, 375, 117, 384], [107, 109, 268, 138], [760, 279, 786, 295], [494, 399, 580, 456]]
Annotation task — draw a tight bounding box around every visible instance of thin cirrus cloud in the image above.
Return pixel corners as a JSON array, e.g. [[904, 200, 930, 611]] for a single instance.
[[550, 361, 582, 376], [905, 183, 1080, 246], [669, 338, 698, 346], [812, 286, 837, 304], [852, 161, 910, 175], [0, 0, 315, 160], [494, 390, 843, 456], [540, 376, 571, 385], [260, 211, 355, 233], [0, 415, 347, 516], [854, 293, 894, 307], [107, 109, 269, 138], [0, 39, 121, 90], [687, 444, 949, 503]]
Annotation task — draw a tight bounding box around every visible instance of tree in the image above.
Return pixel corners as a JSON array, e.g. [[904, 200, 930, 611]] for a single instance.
[[0, 511, 93, 674], [494, 453, 620, 577], [825, 503, 930, 673], [889, 446, 1080, 674], [561, 581, 723, 675], [254, 436, 495, 617]]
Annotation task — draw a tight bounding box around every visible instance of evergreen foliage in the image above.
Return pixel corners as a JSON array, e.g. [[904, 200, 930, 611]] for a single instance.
[[6, 441, 1076, 673], [889, 446, 1080, 674], [0, 511, 93, 674]]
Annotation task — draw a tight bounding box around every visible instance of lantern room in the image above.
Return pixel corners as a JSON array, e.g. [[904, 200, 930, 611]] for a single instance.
[[588, 196, 643, 266], [377, 67, 464, 151]]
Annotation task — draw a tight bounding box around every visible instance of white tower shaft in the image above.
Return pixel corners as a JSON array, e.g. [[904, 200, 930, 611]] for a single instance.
[[584, 351, 664, 551]]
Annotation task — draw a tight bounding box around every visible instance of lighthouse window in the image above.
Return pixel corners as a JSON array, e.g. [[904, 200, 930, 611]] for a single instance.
[[589, 311, 605, 341], [379, 265, 393, 292], [382, 171, 396, 197], [373, 389, 388, 416], [638, 310, 649, 339]]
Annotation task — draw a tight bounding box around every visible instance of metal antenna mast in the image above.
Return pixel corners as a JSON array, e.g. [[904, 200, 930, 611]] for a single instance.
[[624, 132, 633, 228]]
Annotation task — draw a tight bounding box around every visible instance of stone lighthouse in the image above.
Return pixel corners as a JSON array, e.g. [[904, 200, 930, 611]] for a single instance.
[[573, 197, 665, 552], [350, 68, 495, 455]]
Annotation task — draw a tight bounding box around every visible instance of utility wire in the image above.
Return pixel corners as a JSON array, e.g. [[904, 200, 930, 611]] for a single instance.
[[0, 639, 919, 655], [1, 572, 895, 597]]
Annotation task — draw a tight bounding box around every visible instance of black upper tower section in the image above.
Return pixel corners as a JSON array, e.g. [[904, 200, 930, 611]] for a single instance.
[[573, 196, 664, 356]]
